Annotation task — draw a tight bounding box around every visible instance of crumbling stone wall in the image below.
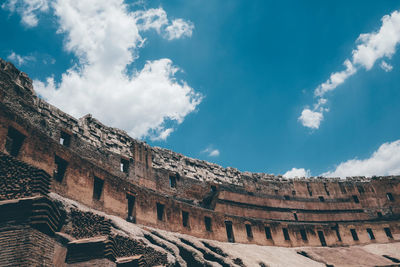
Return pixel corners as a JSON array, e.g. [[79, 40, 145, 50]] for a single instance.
[[64, 209, 111, 239], [58, 203, 169, 266], [112, 235, 168, 266], [0, 224, 56, 267], [0, 152, 50, 200], [1, 58, 400, 249]]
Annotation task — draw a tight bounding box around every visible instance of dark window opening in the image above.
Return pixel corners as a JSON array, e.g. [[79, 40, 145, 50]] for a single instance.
[[339, 183, 347, 194], [384, 228, 393, 239], [182, 211, 189, 227], [205, 216, 212, 232], [169, 175, 177, 188], [60, 131, 71, 147], [352, 195, 360, 203], [377, 212, 383, 218], [211, 185, 217, 192], [120, 158, 129, 174], [225, 221, 235, 243], [54, 155, 68, 182], [334, 227, 342, 242], [284, 195, 290, 200], [324, 183, 330, 196], [245, 224, 253, 238], [367, 228, 375, 240], [306, 182, 313, 196], [156, 203, 164, 221], [5, 127, 25, 157], [357, 186, 365, 194], [294, 213, 298, 221], [292, 190, 296, 196], [297, 251, 311, 259], [265, 227, 272, 240], [382, 255, 400, 263], [318, 230, 327, 246], [169, 175, 176, 188], [387, 193, 394, 202], [127, 194, 136, 222], [300, 229, 308, 241], [93, 176, 104, 200], [319, 196, 325, 202], [350, 229, 359, 241], [274, 189, 278, 194], [283, 228, 290, 241]]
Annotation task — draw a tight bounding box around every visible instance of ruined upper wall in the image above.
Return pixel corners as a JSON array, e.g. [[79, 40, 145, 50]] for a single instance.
[[0, 58, 396, 187], [152, 145, 399, 186], [0, 59, 150, 167]]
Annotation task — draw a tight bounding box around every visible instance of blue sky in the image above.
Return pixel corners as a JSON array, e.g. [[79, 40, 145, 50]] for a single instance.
[[1, 0, 400, 178]]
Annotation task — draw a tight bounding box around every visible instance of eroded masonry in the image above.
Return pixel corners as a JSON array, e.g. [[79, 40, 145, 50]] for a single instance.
[[1, 58, 400, 266]]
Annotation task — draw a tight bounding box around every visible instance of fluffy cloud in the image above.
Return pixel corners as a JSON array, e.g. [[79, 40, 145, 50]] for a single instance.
[[352, 11, 400, 70], [7, 51, 35, 66], [153, 128, 174, 141], [7, 0, 201, 140], [322, 140, 400, 178], [283, 168, 310, 178], [298, 108, 323, 129], [300, 10, 400, 129], [314, 60, 356, 97], [2, 0, 49, 27], [208, 149, 220, 157], [164, 19, 194, 40], [134, 8, 168, 33], [35, 58, 201, 139], [380, 61, 393, 72], [299, 108, 324, 129], [134, 8, 194, 40], [201, 147, 220, 157]]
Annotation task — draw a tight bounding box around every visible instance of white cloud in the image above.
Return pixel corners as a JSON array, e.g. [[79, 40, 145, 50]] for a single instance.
[[380, 60, 393, 72], [301, 9, 400, 129], [352, 11, 400, 70], [322, 140, 400, 178], [134, 7, 168, 33], [134, 8, 193, 40], [283, 168, 310, 178], [209, 149, 220, 157], [7, 51, 35, 66], [314, 59, 356, 97], [7, 0, 201, 140], [2, 0, 49, 27], [151, 127, 174, 141], [298, 108, 323, 129], [164, 19, 194, 40], [201, 147, 220, 157]]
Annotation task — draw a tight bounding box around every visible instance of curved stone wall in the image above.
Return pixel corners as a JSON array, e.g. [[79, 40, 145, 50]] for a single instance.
[[0, 58, 399, 248]]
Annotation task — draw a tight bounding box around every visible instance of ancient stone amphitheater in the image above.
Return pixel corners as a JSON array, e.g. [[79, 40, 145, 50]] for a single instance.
[[0, 58, 400, 266]]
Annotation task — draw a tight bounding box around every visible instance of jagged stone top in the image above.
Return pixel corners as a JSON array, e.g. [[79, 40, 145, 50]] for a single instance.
[[151, 145, 400, 184], [1, 58, 398, 185], [0, 58, 35, 99]]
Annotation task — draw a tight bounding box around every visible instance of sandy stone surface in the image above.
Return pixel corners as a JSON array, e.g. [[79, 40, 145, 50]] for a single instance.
[[50, 192, 400, 267]]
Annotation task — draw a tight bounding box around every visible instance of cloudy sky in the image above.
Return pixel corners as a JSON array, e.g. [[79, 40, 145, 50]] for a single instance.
[[1, 0, 400, 178]]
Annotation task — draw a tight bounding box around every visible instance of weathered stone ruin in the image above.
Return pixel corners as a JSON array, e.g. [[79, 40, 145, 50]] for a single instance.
[[1, 57, 400, 266]]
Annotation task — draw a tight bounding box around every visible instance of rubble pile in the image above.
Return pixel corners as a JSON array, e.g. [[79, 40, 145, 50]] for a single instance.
[[0, 153, 50, 200]]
